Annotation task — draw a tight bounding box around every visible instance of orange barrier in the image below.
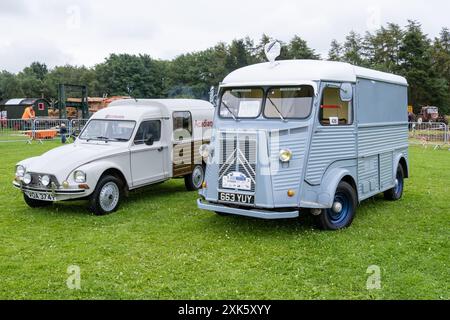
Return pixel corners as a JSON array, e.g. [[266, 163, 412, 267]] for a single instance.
[[25, 129, 58, 140]]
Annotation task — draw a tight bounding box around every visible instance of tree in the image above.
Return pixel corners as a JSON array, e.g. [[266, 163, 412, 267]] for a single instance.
[[285, 36, 320, 60], [342, 31, 368, 66], [328, 39, 343, 61], [95, 54, 167, 98]]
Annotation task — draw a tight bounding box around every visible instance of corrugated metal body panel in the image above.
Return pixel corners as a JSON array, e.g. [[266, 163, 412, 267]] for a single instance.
[[380, 152, 393, 190], [306, 127, 356, 185], [357, 155, 379, 196], [269, 129, 307, 192], [358, 125, 408, 156]]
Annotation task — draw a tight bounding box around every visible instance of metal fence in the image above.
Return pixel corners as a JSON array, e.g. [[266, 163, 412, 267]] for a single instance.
[[408, 122, 448, 148], [0, 118, 90, 143]]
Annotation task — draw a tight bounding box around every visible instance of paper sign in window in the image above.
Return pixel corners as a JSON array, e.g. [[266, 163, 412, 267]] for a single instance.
[[238, 101, 260, 117]]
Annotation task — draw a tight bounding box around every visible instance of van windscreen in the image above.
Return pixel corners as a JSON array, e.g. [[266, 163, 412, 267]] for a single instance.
[[219, 88, 263, 119], [264, 86, 314, 119]]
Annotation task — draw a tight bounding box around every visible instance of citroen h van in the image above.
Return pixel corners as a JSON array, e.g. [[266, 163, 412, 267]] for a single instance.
[[197, 60, 409, 230]]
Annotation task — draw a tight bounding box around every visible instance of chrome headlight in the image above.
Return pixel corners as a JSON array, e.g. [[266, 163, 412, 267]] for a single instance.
[[279, 149, 292, 162], [16, 165, 25, 177], [40, 175, 50, 187], [23, 173, 32, 185], [199, 144, 210, 158], [74, 170, 86, 183]]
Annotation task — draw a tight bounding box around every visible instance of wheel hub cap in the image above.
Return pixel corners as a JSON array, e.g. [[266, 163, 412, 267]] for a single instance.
[[332, 201, 343, 214], [99, 182, 119, 212]]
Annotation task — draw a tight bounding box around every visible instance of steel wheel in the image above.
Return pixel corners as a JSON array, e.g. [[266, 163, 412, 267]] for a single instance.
[[99, 182, 120, 212]]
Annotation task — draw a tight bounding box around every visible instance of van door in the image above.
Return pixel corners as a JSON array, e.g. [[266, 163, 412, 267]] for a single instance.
[[306, 84, 357, 185], [130, 120, 167, 187], [172, 111, 193, 177]]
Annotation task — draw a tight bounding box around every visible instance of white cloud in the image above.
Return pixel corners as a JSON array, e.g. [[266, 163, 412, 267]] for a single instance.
[[0, 0, 448, 72]]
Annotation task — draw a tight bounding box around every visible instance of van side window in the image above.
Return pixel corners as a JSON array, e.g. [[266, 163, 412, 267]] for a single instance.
[[173, 111, 192, 141], [319, 87, 352, 126], [134, 120, 161, 145]]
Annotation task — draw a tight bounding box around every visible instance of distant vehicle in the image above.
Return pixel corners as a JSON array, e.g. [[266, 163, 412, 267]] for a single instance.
[[13, 99, 214, 215], [198, 58, 409, 230], [417, 106, 448, 124]]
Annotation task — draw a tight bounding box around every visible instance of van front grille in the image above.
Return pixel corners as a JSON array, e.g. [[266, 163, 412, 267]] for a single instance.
[[218, 131, 257, 193]]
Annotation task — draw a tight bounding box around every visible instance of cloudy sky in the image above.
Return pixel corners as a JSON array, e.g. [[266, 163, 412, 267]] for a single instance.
[[0, 0, 448, 73]]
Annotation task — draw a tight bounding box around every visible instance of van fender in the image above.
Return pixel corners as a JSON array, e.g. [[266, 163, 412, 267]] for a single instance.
[[318, 168, 357, 208], [393, 153, 409, 178], [71, 161, 131, 191]]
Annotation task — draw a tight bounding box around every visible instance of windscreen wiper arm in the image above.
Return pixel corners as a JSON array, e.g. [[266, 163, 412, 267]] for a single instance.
[[221, 101, 238, 121], [267, 96, 286, 122]]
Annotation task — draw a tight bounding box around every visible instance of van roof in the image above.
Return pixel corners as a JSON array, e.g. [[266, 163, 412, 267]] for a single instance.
[[222, 60, 408, 87], [92, 99, 213, 121]]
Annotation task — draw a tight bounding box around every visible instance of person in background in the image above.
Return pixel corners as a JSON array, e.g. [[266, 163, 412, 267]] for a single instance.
[[21, 105, 35, 120], [21, 105, 36, 130], [60, 123, 68, 144]]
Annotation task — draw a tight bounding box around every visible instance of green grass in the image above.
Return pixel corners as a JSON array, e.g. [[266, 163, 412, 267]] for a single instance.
[[0, 141, 448, 300]]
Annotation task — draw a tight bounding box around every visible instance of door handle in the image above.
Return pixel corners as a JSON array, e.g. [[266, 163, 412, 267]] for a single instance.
[[157, 146, 164, 152]]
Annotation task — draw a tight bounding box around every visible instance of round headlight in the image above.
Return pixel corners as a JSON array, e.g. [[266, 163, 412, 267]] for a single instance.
[[23, 173, 32, 185], [199, 144, 210, 158], [74, 171, 86, 183], [40, 175, 50, 187], [279, 149, 292, 162], [16, 165, 25, 177]]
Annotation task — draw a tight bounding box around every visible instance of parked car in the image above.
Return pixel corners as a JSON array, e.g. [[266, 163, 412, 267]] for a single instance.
[[198, 59, 409, 230], [417, 106, 448, 124], [13, 99, 214, 215]]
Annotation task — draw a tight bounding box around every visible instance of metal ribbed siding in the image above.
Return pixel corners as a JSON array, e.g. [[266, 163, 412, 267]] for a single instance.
[[357, 155, 379, 195], [380, 152, 393, 189], [358, 125, 408, 156], [269, 133, 306, 191], [218, 131, 257, 193], [306, 128, 356, 185]]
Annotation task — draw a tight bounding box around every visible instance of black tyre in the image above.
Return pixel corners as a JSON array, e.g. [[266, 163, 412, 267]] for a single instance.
[[184, 164, 205, 191], [384, 165, 404, 201], [23, 194, 53, 208], [89, 175, 123, 215], [314, 181, 357, 230]]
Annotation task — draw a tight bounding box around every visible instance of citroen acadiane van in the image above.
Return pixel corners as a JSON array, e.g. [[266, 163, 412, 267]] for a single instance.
[[197, 59, 409, 230], [14, 99, 213, 215]]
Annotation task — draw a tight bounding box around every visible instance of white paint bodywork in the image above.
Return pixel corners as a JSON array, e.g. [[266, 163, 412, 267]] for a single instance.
[[13, 99, 214, 202], [221, 60, 408, 87]]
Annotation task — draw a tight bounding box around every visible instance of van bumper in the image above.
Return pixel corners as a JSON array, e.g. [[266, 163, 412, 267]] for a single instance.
[[197, 199, 299, 220]]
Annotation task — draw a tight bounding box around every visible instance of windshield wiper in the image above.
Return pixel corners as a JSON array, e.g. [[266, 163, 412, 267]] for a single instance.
[[94, 136, 111, 142], [267, 96, 286, 122], [111, 137, 128, 142], [221, 100, 238, 121]]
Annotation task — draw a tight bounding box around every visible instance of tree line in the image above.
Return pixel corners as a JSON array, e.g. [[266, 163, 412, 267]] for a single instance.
[[0, 20, 449, 114]]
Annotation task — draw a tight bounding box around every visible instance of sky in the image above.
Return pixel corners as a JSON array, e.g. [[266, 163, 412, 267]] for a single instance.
[[0, 0, 448, 73]]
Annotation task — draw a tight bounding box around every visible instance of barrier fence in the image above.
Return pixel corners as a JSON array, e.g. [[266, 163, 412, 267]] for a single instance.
[[1, 119, 449, 148], [0, 118, 90, 143], [408, 122, 448, 148]]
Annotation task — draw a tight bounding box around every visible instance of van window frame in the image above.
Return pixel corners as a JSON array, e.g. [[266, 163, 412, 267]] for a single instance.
[[263, 85, 315, 120], [218, 87, 265, 120], [172, 111, 193, 141], [318, 83, 354, 127], [133, 119, 162, 145]]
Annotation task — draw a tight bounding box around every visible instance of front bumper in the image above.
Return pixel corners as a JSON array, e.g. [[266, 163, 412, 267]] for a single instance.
[[13, 180, 87, 201], [197, 199, 299, 220]]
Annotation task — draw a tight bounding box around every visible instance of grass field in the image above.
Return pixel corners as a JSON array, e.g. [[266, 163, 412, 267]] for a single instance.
[[0, 141, 448, 300]]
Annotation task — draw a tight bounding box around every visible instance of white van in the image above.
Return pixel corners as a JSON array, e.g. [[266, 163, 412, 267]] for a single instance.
[[13, 99, 214, 215]]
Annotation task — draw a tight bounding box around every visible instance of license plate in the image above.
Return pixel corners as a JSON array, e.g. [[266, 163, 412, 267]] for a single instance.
[[25, 191, 55, 201], [218, 192, 254, 205]]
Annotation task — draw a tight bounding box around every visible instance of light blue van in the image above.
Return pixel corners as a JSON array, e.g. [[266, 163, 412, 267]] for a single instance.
[[197, 59, 409, 230]]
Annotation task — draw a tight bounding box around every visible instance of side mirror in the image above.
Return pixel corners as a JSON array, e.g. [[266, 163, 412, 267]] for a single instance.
[[209, 86, 217, 107], [340, 83, 353, 102], [144, 134, 154, 146]]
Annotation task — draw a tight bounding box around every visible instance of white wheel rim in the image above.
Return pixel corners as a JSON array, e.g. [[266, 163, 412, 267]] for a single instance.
[[99, 182, 120, 212], [192, 166, 204, 188]]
